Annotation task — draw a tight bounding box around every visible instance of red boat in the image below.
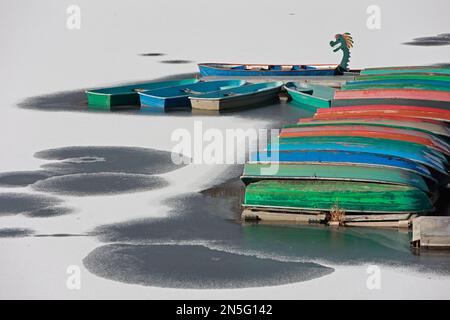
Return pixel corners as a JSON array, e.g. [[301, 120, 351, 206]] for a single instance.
[[334, 89, 450, 102], [314, 105, 450, 122], [304, 115, 447, 126], [279, 125, 450, 155], [295, 116, 450, 139], [332, 89, 450, 109]]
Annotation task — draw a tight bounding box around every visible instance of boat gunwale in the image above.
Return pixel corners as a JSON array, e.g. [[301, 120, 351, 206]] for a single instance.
[[287, 120, 450, 138], [246, 160, 437, 182], [85, 79, 200, 97], [198, 62, 339, 70], [279, 124, 450, 151], [138, 80, 246, 100], [363, 66, 450, 71], [278, 131, 450, 158], [334, 88, 450, 102], [240, 174, 430, 194], [188, 82, 283, 101]]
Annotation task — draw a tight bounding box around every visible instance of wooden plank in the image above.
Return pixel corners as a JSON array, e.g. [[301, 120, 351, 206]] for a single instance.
[[345, 221, 409, 228], [241, 209, 325, 223], [343, 214, 412, 222]]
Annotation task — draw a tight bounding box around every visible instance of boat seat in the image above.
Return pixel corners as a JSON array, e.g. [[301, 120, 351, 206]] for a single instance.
[[180, 88, 202, 95], [271, 65, 293, 71], [246, 65, 269, 71]]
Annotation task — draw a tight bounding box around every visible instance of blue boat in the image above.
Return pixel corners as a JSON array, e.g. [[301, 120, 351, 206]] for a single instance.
[[268, 141, 448, 176], [189, 82, 283, 111], [138, 80, 246, 110], [198, 63, 340, 77], [86, 78, 199, 110], [250, 150, 436, 184]]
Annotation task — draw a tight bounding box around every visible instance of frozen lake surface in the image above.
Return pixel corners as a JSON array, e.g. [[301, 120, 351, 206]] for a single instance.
[[1, 0, 450, 299]]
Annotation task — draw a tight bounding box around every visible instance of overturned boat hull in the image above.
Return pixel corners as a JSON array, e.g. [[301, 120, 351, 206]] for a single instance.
[[279, 125, 450, 156], [360, 66, 450, 76], [241, 162, 430, 194], [293, 118, 450, 140], [332, 88, 450, 109], [243, 180, 433, 214], [315, 105, 450, 123]]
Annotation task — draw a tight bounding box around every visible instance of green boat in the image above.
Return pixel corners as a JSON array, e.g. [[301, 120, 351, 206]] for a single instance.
[[241, 163, 430, 194], [86, 78, 198, 110], [355, 74, 450, 83], [361, 66, 450, 76], [243, 180, 433, 214], [341, 83, 450, 92], [284, 82, 335, 108]]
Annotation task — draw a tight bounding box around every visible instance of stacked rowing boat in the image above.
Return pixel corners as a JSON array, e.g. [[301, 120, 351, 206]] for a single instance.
[[242, 66, 450, 227]]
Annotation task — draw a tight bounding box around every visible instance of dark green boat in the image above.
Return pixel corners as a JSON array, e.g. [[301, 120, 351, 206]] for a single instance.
[[86, 78, 198, 110], [243, 180, 433, 214]]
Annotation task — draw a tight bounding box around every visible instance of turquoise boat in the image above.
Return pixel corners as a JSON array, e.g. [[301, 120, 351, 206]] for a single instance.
[[361, 66, 450, 76], [241, 162, 430, 194], [269, 140, 448, 178], [138, 80, 246, 110], [189, 82, 283, 111], [250, 148, 438, 183], [86, 78, 198, 110], [284, 82, 335, 108]]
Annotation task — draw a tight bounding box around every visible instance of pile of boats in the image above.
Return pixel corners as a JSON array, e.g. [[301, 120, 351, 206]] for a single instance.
[[85, 61, 450, 227], [86, 79, 284, 112], [242, 66, 450, 227]]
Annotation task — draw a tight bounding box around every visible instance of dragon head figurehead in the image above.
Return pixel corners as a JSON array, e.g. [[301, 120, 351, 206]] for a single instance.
[[330, 32, 353, 72]]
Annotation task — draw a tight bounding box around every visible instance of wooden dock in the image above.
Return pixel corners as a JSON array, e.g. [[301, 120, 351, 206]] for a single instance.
[[412, 216, 450, 249], [241, 208, 414, 229]]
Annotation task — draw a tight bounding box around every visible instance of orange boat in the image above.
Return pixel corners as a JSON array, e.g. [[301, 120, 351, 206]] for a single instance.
[[314, 105, 450, 122], [279, 125, 450, 155]]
